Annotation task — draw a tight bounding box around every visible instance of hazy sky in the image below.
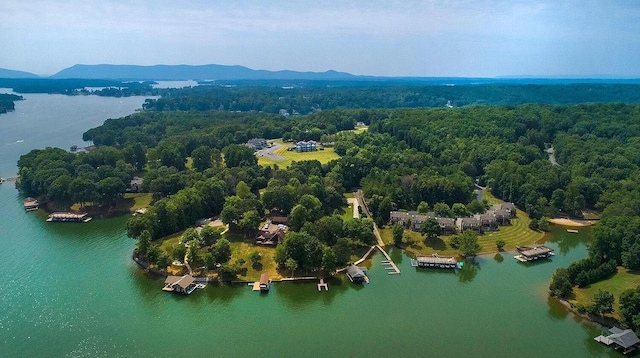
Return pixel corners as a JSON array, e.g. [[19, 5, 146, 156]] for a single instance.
[[1, 0, 640, 77]]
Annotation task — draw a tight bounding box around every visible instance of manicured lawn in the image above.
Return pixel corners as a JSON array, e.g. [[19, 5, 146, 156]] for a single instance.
[[258, 140, 340, 167], [572, 267, 640, 319]]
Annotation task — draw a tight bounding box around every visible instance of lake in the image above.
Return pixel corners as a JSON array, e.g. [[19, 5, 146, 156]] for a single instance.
[[0, 94, 623, 357]]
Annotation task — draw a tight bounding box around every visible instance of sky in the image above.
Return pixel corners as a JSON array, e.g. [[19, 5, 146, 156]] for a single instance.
[[1, 0, 640, 77]]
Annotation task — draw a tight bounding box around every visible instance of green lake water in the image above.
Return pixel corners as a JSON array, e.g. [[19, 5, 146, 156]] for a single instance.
[[0, 93, 626, 357]]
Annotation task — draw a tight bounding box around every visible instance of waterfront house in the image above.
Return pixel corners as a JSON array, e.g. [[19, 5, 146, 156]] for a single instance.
[[162, 274, 197, 294], [127, 177, 143, 193], [256, 229, 285, 246], [456, 217, 481, 233], [247, 138, 268, 150], [346, 265, 368, 283], [389, 211, 410, 226], [491, 202, 517, 218], [475, 212, 498, 231], [295, 140, 317, 152], [595, 327, 640, 354], [437, 217, 456, 235], [491, 209, 512, 225]]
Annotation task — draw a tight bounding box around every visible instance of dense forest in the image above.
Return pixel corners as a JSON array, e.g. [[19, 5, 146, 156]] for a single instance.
[[141, 83, 640, 113], [16, 84, 640, 328]]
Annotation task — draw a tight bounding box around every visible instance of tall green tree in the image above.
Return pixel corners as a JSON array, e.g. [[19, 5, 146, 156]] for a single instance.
[[392, 223, 404, 246], [458, 230, 481, 257]]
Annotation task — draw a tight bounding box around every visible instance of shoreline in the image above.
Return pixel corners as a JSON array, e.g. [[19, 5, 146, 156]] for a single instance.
[[553, 295, 618, 329], [549, 218, 594, 227]]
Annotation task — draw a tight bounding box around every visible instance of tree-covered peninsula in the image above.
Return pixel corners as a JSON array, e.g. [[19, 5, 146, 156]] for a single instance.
[[0, 93, 23, 113]]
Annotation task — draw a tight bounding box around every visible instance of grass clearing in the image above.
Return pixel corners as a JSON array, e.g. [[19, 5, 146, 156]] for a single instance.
[[258, 140, 340, 167], [125, 193, 153, 212], [572, 267, 640, 319]]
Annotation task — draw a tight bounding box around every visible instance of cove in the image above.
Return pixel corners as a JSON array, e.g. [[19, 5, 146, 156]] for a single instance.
[[0, 94, 624, 357]]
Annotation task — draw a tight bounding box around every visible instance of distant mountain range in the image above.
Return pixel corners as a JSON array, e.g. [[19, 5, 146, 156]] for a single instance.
[[48, 64, 363, 81], [0, 68, 40, 79], [0, 64, 639, 83]]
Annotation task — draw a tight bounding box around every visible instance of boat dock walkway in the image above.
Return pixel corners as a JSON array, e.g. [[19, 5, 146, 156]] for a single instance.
[[376, 245, 401, 274]]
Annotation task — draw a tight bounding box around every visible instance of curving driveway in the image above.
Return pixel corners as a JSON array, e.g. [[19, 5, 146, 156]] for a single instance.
[[256, 143, 286, 161]]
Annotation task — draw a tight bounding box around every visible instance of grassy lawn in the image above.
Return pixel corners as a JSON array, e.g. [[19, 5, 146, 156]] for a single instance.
[[125, 193, 153, 212], [380, 190, 545, 258], [353, 126, 369, 134], [223, 230, 280, 281], [342, 202, 355, 221], [571, 267, 640, 319], [258, 140, 340, 167]]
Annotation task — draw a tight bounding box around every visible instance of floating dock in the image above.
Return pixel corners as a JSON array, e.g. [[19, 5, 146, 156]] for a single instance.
[[317, 279, 328, 291]]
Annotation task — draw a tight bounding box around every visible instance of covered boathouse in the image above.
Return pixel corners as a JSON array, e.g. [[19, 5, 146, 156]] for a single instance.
[[259, 273, 271, 292], [411, 255, 461, 269], [514, 245, 554, 262], [595, 327, 640, 354], [346, 265, 369, 283], [46, 212, 92, 223], [163, 274, 197, 294]]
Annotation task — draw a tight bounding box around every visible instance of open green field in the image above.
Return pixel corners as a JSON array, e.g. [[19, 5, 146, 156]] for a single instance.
[[380, 190, 545, 258], [572, 267, 640, 319], [257, 139, 340, 167]]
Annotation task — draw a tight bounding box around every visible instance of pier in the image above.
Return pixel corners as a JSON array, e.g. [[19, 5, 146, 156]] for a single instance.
[[317, 278, 328, 291], [376, 245, 401, 274]]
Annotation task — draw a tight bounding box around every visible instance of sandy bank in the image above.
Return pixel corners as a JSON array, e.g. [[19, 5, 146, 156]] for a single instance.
[[549, 218, 593, 227]]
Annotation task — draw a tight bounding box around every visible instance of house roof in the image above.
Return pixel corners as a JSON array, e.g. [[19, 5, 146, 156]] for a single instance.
[[416, 256, 457, 265], [165, 274, 195, 289], [259, 273, 270, 285], [608, 327, 640, 348], [518, 246, 554, 257], [346, 265, 366, 278]]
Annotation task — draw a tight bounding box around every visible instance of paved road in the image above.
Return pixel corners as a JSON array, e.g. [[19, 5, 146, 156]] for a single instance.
[[256, 143, 286, 161]]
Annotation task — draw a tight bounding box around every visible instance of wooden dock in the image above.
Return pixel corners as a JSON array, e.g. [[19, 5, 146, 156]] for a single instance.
[[376, 245, 400, 274], [317, 279, 328, 291]]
